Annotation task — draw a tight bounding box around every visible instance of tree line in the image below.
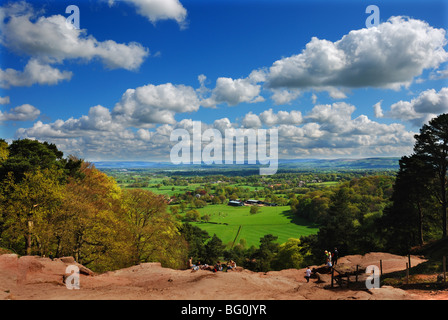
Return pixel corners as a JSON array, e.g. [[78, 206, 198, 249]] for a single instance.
[[0, 139, 188, 272], [0, 139, 314, 273], [1, 113, 447, 273], [289, 113, 448, 264]]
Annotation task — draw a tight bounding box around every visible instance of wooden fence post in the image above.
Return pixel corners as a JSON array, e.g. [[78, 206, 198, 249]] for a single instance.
[[380, 260, 382, 277], [406, 263, 409, 284], [408, 254, 411, 270]]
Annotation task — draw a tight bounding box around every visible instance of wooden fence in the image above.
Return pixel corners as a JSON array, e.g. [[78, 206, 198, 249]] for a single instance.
[[330, 255, 447, 289]]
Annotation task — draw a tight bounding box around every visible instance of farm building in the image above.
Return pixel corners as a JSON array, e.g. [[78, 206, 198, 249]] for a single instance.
[[245, 199, 262, 205], [228, 200, 244, 207]]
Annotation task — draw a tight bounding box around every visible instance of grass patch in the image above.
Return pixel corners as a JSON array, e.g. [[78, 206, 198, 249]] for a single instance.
[[189, 204, 319, 248], [123, 183, 202, 197]]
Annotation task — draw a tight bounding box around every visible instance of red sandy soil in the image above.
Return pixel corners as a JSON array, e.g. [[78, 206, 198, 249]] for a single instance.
[[0, 252, 444, 300]]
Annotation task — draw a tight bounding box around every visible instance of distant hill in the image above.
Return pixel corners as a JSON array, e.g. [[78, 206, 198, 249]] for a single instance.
[[93, 157, 400, 171], [278, 157, 400, 170], [93, 161, 174, 169]]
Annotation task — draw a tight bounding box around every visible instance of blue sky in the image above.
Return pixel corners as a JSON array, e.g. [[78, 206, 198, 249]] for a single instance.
[[0, 0, 447, 161]]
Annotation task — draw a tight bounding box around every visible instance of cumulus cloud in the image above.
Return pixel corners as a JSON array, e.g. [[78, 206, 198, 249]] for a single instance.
[[10, 8, 437, 160], [0, 2, 149, 70], [16, 117, 192, 161], [274, 103, 415, 158], [109, 0, 187, 27], [0, 103, 40, 122], [270, 89, 302, 105], [265, 16, 448, 91], [201, 77, 264, 107], [242, 112, 262, 128], [236, 102, 414, 158], [242, 109, 303, 129], [198, 16, 448, 107], [0, 1, 149, 87], [262, 109, 303, 126], [16, 101, 416, 160], [212, 118, 234, 134], [385, 87, 448, 126], [113, 83, 201, 127], [17, 81, 203, 148], [0, 59, 73, 89], [373, 101, 384, 118], [305, 102, 356, 133], [15, 105, 123, 138]]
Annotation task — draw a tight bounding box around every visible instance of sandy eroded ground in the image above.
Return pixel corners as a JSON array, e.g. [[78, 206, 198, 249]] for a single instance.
[[1, 252, 443, 300]]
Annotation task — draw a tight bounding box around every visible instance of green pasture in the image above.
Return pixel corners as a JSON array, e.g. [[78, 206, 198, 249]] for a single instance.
[[306, 181, 340, 187], [123, 183, 202, 197], [189, 204, 319, 248], [226, 184, 263, 191]]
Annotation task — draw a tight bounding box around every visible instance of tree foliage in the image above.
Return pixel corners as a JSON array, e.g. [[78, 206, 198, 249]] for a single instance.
[[291, 175, 394, 259], [413, 114, 448, 238], [122, 188, 188, 269], [381, 113, 448, 253], [0, 140, 190, 272]]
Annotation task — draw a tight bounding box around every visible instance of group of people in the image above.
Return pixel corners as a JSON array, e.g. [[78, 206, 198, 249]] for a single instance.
[[188, 257, 237, 272], [324, 248, 338, 268], [304, 247, 339, 283]]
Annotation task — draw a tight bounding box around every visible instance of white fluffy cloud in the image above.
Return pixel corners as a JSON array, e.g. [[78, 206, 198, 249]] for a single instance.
[[385, 87, 448, 126], [269, 89, 302, 105], [271, 103, 415, 158], [202, 77, 264, 107], [0, 59, 73, 89], [0, 1, 149, 88], [242, 109, 303, 128], [15, 105, 122, 138], [113, 83, 201, 127], [265, 16, 448, 91], [114, 0, 188, 27], [17, 102, 416, 160], [17, 82, 203, 143], [305, 102, 356, 133], [224, 102, 414, 158], [0, 103, 40, 122], [200, 16, 448, 107], [262, 109, 303, 126], [373, 101, 384, 118], [242, 112, 262, 128], [10, 8, 441, 160], [0, 2, 149, 69]]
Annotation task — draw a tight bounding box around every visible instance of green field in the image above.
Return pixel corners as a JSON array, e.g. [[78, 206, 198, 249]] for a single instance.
[[307, 181, 340, 187], [122, 183, 201, 197], [189, 204, 319, 248], [120, 179, 320, 248]]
